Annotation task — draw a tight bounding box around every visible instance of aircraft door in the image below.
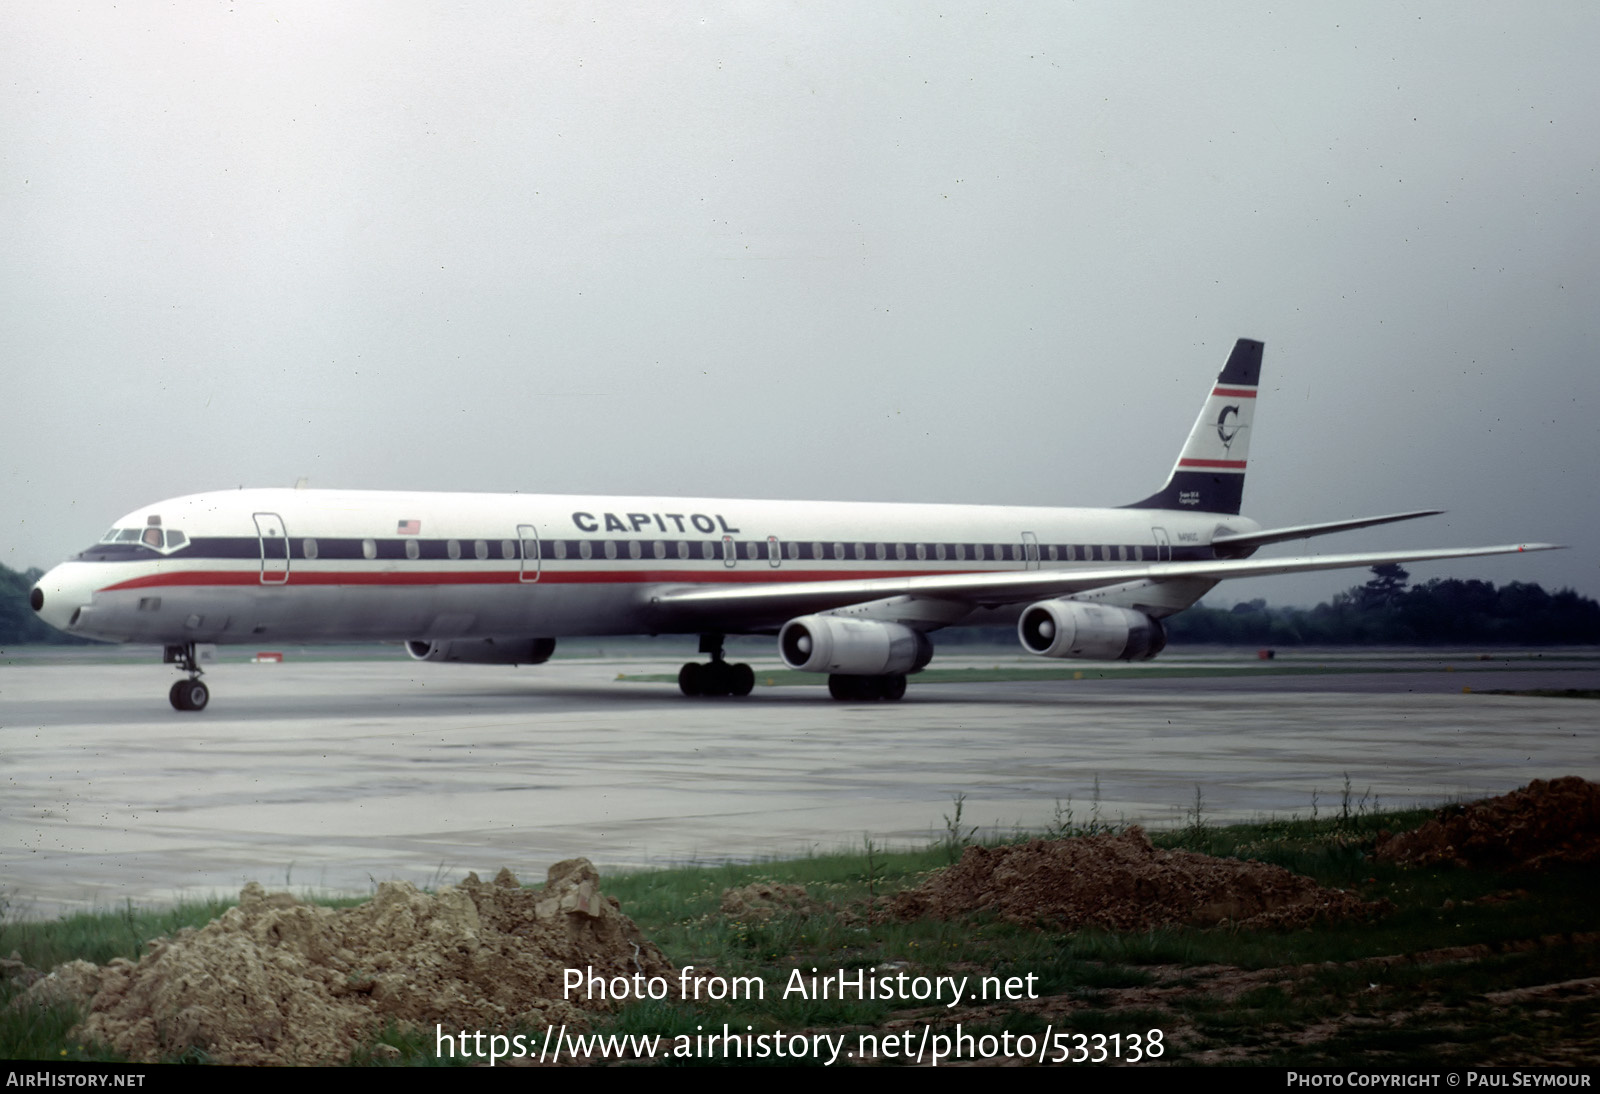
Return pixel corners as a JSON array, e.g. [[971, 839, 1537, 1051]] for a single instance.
[[253, 512, 290, 585], [1151, 527, 1171, 562], [517, 524, 541, 583], [767, 536, 781, 568], [1021, 531, 1040, 570], [722, 534, 737, 568]]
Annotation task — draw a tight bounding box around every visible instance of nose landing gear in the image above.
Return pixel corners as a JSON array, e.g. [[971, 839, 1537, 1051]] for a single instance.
[[164, 643, 210, 711]]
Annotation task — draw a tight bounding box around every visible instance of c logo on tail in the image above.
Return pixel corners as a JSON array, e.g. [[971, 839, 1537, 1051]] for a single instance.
[[1216, 404, 1241, 450]]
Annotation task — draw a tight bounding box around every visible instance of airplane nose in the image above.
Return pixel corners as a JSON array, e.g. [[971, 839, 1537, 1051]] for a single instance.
[[31, 565, 96, 635]]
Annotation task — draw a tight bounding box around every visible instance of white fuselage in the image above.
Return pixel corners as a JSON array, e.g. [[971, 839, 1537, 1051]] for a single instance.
[[34, 487, 1247, 645]]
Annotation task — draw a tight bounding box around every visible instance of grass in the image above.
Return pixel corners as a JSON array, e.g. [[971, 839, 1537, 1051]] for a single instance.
[[4, 799, 1597, 1066]]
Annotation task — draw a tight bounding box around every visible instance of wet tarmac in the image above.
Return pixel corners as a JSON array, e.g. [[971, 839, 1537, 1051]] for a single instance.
[[2, 649, 1596, 917]]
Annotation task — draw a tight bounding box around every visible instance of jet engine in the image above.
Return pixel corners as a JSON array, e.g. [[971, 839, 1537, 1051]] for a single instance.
[[1016, 601, 1166, 661], [405, 637, 557, 665], [779, 616, 934, 676]]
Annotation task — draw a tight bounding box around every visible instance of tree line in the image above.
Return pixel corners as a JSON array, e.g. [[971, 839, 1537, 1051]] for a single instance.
[[1164, 565, 1599, 646], [935, 564, 1600, 647]]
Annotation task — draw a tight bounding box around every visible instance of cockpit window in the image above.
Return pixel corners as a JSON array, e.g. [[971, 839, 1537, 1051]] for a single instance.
[[91, 527, 190, 554]]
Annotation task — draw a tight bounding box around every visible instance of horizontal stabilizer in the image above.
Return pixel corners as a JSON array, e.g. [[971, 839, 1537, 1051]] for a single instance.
[[1212, 510, 1445, 553]]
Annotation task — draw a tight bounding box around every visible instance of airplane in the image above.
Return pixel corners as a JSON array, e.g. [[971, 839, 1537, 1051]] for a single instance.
[[28, 339, 1558, 711]]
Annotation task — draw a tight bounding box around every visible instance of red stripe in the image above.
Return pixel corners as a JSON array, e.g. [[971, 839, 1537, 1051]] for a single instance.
[[1212, 387, 1257, 398], [1177, 458, 1247, 469], [100, 567, 972, 592]]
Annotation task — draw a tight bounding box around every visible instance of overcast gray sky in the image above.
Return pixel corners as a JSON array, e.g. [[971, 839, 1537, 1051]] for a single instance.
[[5, 2, 1595, 607]]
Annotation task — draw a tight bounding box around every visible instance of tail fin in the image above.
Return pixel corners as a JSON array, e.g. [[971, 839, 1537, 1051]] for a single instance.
[[1124, 338, 1262, 515]]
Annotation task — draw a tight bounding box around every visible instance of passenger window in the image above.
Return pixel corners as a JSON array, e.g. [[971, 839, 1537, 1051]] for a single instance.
[[854, 543, 866, 560], [499, 540, 513, 559], [579, 541, 593, 560], [1047, 545, 1057, 561], [1135, 545, 1144, 561], [402, 540, 417, 560], [954, 543, 966, 561], [474, 540, 489, 560], [702, 541, 715, 560], [653, 540, 666, 559], [894, 543, 906, 561], [677, 541, 689, 560], [553, 540, 568, 560], [448, 539, 461, 560], [604, 541, 617, 559], [833, 542, 846, 560], [1118, 545, 1127, 561], [915, 543, 926, 561], [935, 543, 946, 561], [746, 541, 760, 560], [363, 539, 377, 560], [787, 541, 800, 560], [973, 544, 986, 561], [629, 541, 642, 560]]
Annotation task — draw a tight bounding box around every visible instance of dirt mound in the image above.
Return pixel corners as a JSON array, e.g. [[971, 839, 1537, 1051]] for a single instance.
[[1375, 777, 1600, 869], [720, 883, 823, 922], [890, 829, 1383, 931], [20, 860, 671, 1065]]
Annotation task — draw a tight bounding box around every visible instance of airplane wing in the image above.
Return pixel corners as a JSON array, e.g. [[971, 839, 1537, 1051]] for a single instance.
[[642, 542, 1563, 632]]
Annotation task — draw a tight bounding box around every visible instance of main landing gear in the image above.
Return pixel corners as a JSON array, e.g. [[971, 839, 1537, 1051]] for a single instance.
[[164, 642, 209, 711], [827, 673, 908, 702], [678, 634, 754, 698]]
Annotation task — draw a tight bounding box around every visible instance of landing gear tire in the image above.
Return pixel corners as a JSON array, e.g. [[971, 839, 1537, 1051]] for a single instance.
[[679, 660, 754, 697], [678, 662, 704, 697], [170, 679, 210, 712], [700, 661, 731, 697], [828, 673, 907, 702], [679, 635, 753, 699]]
